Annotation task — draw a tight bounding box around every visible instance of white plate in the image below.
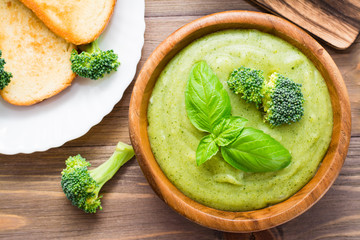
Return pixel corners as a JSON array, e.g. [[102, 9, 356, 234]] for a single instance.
[[0, 0, 145, 155]]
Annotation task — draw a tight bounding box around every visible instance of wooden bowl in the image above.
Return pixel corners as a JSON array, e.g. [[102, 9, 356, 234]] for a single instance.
[[129, 11, 351, 232]]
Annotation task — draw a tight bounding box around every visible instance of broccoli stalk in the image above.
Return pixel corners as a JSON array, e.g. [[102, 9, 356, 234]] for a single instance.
[[227, 66, 264, 108], [262, 72, 304, 127], [61, 142, 134, 213], [70, 38, 120, 80], [0, 50, 12, 90]]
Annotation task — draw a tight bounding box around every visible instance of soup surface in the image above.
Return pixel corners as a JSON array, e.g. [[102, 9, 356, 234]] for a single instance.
[[147, 29, 333, 211]]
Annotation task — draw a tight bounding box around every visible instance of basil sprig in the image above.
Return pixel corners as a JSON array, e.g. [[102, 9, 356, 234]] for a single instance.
[[185, 61, 291, 172], [221, 127, 292, 172], [185, 60, 231, 132]]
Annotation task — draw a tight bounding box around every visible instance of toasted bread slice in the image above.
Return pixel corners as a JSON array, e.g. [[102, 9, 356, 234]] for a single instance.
[[19, 0, 116, 45], [0, 0, 76, 106]]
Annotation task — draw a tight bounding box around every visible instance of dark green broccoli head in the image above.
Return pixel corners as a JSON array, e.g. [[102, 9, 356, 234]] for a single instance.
[[227, 66, 264, 108], [262, 72, 304, 127], [61, 155, 101, 213], [0, 50, 12, 90], [70, 39, 120, 80]]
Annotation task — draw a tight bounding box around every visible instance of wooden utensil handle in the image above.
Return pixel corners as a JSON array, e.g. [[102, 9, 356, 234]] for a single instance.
[[250, 0, 360, 50]]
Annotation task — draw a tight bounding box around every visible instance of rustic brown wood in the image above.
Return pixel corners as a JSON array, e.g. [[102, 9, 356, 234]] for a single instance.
[[250, 0, 360, 50], [0, 0, 359, 239], [129, 11, 351, 233], [224, 228, 282, 240]]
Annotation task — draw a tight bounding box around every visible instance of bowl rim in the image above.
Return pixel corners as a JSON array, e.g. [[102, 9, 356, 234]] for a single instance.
[[129, 10, 352, 232]]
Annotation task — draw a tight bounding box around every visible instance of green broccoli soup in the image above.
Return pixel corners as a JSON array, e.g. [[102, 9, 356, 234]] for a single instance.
[[147, 29, 333, 211]]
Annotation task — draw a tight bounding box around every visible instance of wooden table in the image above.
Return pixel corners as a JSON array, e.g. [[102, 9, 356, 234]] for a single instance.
[[1, 1, 359, 239]]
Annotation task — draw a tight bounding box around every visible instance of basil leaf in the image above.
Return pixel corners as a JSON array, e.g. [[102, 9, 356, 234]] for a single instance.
[[196, 134, 219, 166], [221, 127, 291, 172], [213, 116, 248, 147], [185, 61, 231, 133]]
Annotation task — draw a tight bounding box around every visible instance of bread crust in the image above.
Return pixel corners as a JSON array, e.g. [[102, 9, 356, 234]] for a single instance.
[[0, 0, 77, 106], [19, 0, 117, 45], [0, 73, 76, 106]]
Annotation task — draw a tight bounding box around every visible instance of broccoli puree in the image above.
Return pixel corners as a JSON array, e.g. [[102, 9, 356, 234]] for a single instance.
[[147, 29, 333, 211]]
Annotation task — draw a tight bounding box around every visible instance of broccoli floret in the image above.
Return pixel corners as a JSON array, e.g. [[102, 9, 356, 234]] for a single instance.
[[0, 50, 12, 90], [61, 142, 134, 213], [70, 39, 120, 80], [262, 72, 304, 127], [227, 66, 264, 108]]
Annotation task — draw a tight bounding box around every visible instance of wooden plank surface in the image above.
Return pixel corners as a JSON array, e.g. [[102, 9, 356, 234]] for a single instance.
[[251, 0, 360, 50], [1, 0, 360, 239]]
